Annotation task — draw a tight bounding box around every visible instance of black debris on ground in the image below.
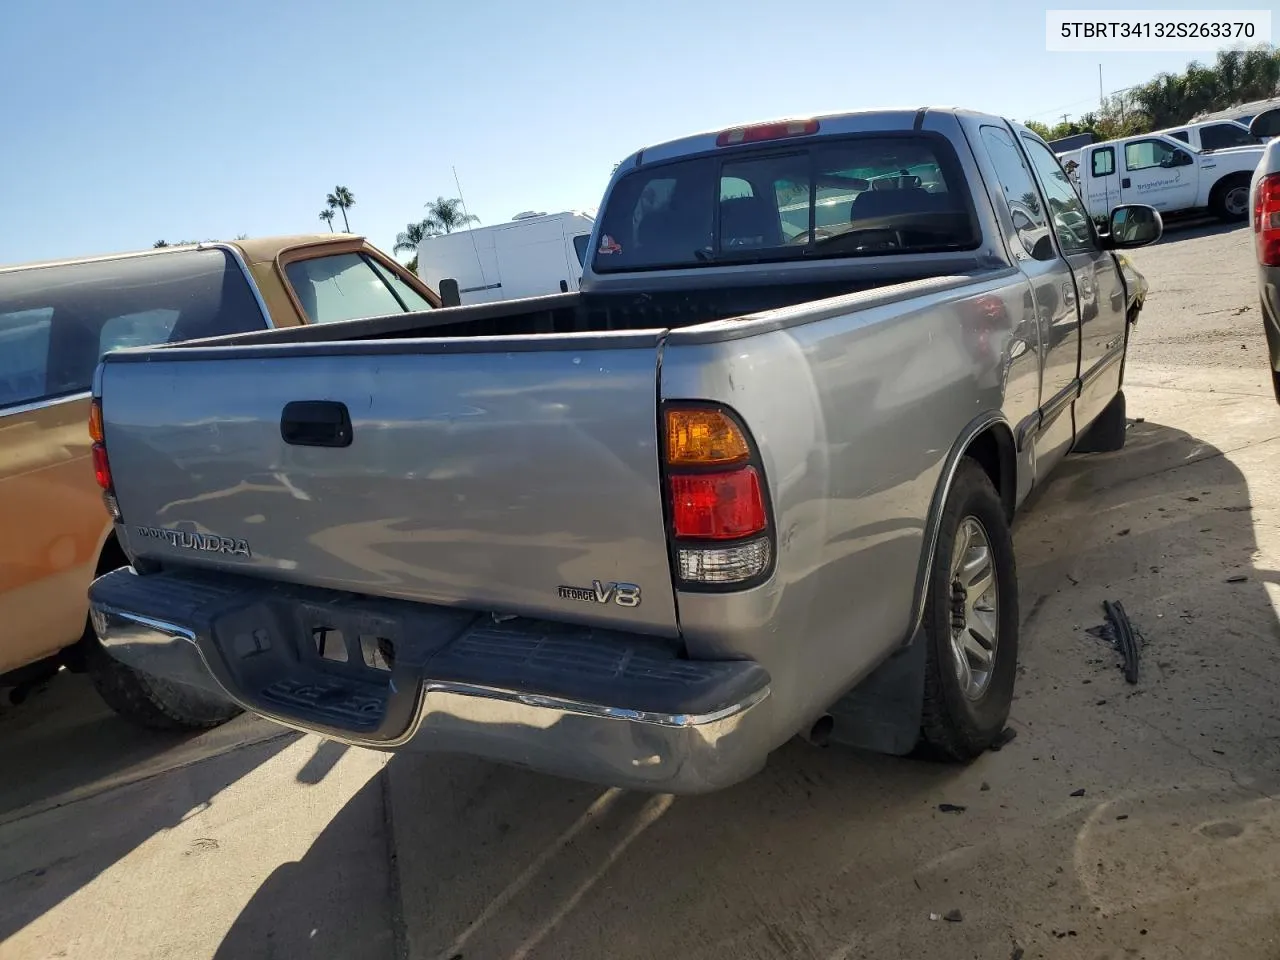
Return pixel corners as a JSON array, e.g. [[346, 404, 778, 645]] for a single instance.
[[1070, 788, 1086, 797], [980, 782, 991, 792], [1089, 601, 1142, 684], [938, 803, 967, 814], [944, 909, 963, 923], [989, 727, 1018, 751], [1227, 574, 1248, 583]]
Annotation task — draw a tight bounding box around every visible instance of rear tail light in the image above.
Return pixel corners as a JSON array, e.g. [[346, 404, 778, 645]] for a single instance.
[[663, 405, 772, 587], [89, 399, 121, 520], [716, 119, 819, 148], [1256, 173, 1280, 267]]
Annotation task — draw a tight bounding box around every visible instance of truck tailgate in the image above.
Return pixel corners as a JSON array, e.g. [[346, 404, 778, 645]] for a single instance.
[[99, 334, 679, 635]]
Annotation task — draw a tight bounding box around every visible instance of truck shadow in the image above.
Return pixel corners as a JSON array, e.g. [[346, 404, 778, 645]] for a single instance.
[[212, 415, 1280, 959], [0, 672, 285, 821], [1150, 216, 1246, 245], [0, 732, 298, 950]]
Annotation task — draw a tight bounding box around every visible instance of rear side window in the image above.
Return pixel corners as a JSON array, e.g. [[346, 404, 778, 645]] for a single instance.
[[0, 248, 268, 411], [1090, 147, 1115, 178], [593, 134, 980, 272], [572, 234, 590, 266], [978, 125, 1053, 261], [1200, 123, 1258, 151], [285, 252, 432, 324], [1168, 130, 1190, 143]]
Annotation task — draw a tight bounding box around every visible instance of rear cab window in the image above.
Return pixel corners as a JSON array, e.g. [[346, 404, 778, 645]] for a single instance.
[[284, 252, 434, 325], [592, 134, 980, 273], [0, 248, 268, 411]]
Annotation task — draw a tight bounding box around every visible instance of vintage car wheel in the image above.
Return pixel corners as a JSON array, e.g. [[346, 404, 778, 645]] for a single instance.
[[85, 630, 241, 731]]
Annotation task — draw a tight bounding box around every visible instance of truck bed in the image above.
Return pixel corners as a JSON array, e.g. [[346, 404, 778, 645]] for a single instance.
[[174, 266, 986, 347]]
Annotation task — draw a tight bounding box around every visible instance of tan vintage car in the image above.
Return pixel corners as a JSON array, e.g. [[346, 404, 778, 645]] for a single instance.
[[0, 234, 439, 726]]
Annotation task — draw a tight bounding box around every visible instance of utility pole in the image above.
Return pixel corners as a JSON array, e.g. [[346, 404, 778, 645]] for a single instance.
[[1099, 64, 1105, 112]]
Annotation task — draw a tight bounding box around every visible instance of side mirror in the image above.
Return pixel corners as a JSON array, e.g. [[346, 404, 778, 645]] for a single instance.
[[439, 278, 462, 308], [1250, 107, 1280, 139], [1104, 204, 1163, 249], [1178, 150, 1195, 166]]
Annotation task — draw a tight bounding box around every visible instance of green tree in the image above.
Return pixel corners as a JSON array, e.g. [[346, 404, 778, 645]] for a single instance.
[[325, 186, 355, 232], [423, 196, 479, 235], [394, 219, 433, 254], [405, 254, 418, 275], [319, 209, 335, 231], [153, 240, 169, 248]]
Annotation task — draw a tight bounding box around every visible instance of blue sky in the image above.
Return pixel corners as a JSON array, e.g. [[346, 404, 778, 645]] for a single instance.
[[0, 0, 1259, 265]]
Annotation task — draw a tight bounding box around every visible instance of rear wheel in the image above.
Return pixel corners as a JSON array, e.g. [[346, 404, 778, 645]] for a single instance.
[[85, 629, 241, 731], [1210, 174, 1251, 223], [920, 459, 1018, 760]]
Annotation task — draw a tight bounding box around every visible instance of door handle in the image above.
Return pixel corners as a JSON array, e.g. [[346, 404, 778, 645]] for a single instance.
[[1121, 177, 1131, 189], [281, 400, 353, 448], [559, 279, 569, 293]]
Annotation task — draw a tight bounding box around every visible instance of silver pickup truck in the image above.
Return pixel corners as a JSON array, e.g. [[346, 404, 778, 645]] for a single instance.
[[87, 108, 1160, 793]]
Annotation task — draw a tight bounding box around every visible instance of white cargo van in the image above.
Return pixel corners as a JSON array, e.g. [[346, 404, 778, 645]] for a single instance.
[[416, 211, 595, 306]]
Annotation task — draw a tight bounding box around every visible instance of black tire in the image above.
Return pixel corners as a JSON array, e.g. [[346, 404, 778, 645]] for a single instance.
[[1074, 389, 1127, 454], [920, 459, 1019, 760], [86, 634, 241, 731], [1210, 174, 1251, 223]]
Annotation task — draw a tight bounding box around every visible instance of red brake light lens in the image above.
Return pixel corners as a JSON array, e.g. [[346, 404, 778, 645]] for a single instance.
[[716, 119, 819, 148], [1255, 173, 1280, 267], [669, 468, 767, 540], [91, 443, 112, 491]]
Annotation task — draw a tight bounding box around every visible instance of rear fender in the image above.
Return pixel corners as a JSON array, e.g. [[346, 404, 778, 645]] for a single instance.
[[829, 412, 1013, 754], [905, 412, 1014, 647]]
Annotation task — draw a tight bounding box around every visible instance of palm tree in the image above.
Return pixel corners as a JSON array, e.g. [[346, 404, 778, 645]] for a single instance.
[[394, 219, 433, 254], [405, 255, 418, 275], [325, 186, 355, 232], [153, 240, 169, 248], [423, 196, 479, 235], [319, 209, 336, 231]]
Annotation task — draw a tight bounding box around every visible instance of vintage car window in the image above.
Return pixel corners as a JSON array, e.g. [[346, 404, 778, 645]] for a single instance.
[[0, 248, 267, 410], [978, 125, 1053, 261], [366, 257, 434, 312], [100, 309, 180, 355], [0, 309, 53, 408], [285, 252, 421, 324]]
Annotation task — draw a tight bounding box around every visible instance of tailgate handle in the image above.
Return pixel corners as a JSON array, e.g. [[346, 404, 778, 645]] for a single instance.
[[281, 401, 353, 448]]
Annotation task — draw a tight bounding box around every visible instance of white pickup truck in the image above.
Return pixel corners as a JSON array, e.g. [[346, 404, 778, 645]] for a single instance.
[[1063, 132, 1262, 223]]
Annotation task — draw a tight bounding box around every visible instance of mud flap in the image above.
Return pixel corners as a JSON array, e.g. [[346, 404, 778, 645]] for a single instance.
[[825, 629, 926, 756]]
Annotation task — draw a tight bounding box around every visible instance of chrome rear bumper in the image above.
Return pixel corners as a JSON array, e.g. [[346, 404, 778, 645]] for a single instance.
[[90, 571, 774, 794]]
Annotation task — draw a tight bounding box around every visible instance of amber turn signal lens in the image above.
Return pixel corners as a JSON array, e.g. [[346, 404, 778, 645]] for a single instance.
[[89, 401, 104, 444], [665, 409, 751, 466]]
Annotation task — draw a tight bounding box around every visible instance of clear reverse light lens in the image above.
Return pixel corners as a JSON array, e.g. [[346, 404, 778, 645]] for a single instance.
[[677, 537, 770, 584]]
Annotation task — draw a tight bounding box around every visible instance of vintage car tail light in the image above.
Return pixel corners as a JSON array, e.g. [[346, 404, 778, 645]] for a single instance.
[[663, 405, 773, 587], [1255, 173, 1280, 267], [89, 399, 121, 520]]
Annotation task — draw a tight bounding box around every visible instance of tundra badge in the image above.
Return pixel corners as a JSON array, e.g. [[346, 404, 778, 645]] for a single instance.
[[134, 526, 252, 558], [558, 580, 641, 607]]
